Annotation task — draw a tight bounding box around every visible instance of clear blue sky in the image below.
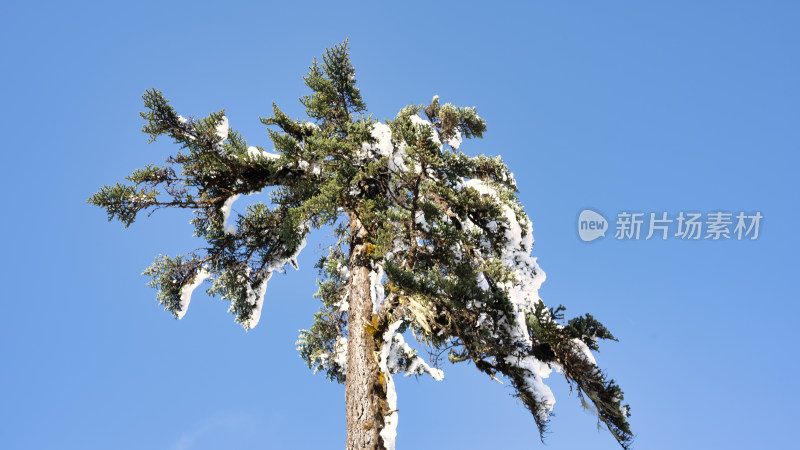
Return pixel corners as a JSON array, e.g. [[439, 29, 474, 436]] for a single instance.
[[2, 1, 798, 449]]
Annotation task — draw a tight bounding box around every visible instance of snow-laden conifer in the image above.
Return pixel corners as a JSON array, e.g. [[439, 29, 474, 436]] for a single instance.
[[90, 40, 632, 449]]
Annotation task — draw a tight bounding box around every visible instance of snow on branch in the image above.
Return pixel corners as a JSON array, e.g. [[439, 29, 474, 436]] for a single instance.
[[177, 267, 211, 319], [378, 320, 444, 450]]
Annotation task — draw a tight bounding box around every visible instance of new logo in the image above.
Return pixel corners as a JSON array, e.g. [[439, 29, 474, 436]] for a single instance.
[[578, 209, 608, 242]]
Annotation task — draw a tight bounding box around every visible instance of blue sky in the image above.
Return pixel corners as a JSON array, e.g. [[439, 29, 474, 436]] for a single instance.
[[1, 1, 798, 449]]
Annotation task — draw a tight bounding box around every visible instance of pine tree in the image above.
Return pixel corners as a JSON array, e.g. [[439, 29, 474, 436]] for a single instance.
[[89, 41, 632, 449]]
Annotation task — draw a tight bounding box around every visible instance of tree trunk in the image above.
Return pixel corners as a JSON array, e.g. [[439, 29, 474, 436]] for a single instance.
[[345, 217, 386, 450]]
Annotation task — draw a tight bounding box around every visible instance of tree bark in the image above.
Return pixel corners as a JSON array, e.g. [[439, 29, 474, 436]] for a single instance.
[[345, 216, 386, 450]]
